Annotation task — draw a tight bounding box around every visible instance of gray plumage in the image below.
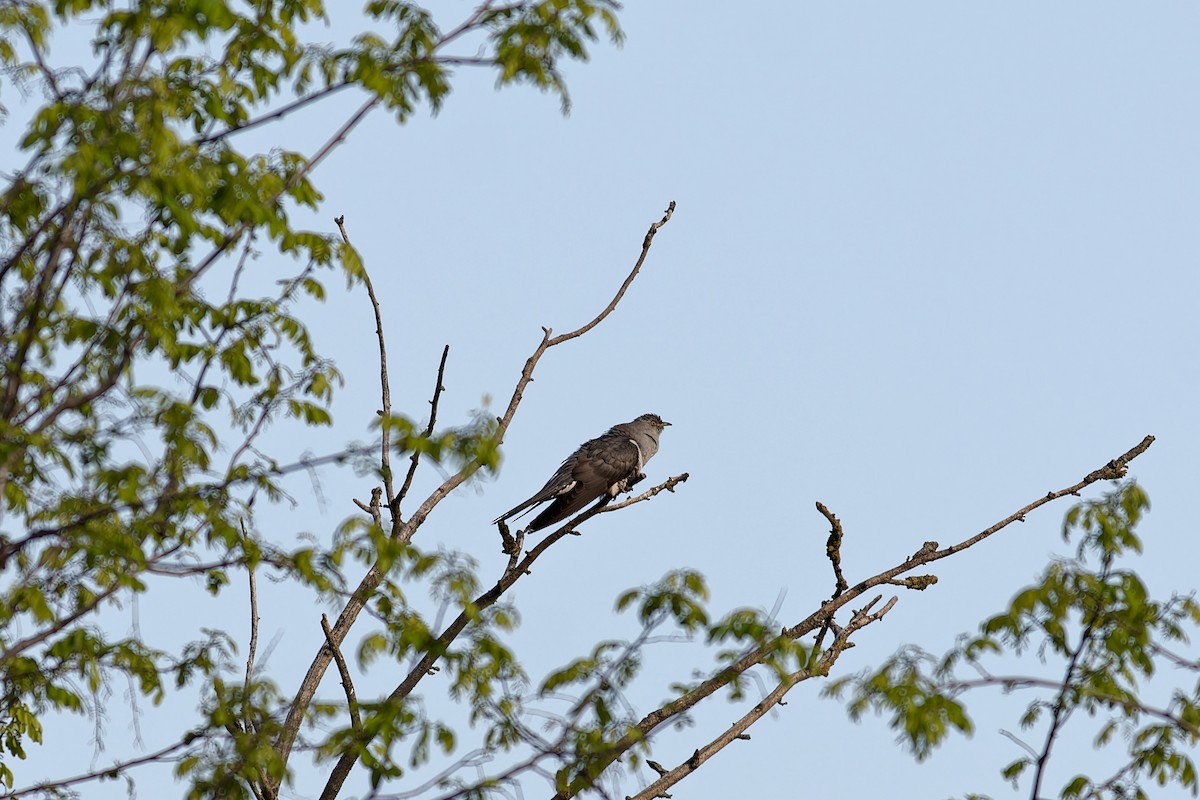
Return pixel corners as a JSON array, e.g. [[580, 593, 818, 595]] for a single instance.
[[493, 413, 671, 533]]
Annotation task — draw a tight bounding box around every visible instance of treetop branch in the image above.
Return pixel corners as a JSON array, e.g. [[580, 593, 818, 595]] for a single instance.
[[550, 435, 1155, 799], [494, 201, 676, 444]]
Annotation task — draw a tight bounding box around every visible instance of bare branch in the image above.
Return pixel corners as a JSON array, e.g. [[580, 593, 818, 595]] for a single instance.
[[336, 215, 396, 512], [353, 486, 384, 529], [494, 201, 677, 441], [547, 435, 1155, 798], [999, 729, 1041, 760], [546, 201, 676, 348], [939, 435, 1154, 559], [629, 596, 898, 800]]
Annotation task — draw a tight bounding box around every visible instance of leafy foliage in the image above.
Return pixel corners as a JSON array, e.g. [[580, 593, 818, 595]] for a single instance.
[[0, 0, 620, 795]]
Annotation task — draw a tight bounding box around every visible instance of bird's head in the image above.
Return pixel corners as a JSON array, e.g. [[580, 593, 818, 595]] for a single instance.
[[636, 413, 671, 430]]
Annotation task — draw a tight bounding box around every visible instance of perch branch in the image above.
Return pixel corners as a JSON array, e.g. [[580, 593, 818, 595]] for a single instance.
[[600, 472, 690, 513], [318, 474, 687, 800]]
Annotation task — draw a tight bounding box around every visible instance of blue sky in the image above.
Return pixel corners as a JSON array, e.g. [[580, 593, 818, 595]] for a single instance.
[[9, 3, 1200, 799]]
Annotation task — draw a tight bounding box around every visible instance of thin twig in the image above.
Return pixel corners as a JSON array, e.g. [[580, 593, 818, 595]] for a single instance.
[[546, 201, 675, 348], [999, 729, 1041, 760], [352, 486, 384, 529], [197, 83, 355, 145], [939, 435, 1154, 560], [7, 733, 209, 798], [493, 202, 677, 444], [396, 345, 450, 516], [243, 552, 260, 733], [811, 501, 849, 653], [336, 215, 396, 513]]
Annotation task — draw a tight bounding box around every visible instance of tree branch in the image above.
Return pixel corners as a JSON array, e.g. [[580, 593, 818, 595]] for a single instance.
[[6, 732, 210, 798], [546, 435, 1155, 798], [493, 201, 676, 442], [599, 472, 690, 514], [628, 596, 898, 800], [185, 96, 379, 295]]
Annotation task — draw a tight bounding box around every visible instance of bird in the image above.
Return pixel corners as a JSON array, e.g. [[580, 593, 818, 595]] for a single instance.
[[493, 413, 671, 533]]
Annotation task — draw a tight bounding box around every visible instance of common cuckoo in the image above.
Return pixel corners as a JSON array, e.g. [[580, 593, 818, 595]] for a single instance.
[[493, 413, 671, 533]]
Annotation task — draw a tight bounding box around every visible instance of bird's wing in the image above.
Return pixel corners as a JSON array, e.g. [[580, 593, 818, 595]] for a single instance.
[[493, 431, 643, 529], [491, 457, 578, 525], [524, 433, 642, 531]]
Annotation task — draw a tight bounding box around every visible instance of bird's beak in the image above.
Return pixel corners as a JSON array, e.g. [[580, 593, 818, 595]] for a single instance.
[[661, 421, 672, 427]]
